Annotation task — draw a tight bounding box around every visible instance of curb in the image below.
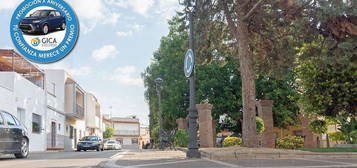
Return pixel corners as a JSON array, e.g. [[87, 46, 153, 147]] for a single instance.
[[176, 148, 357, 160]]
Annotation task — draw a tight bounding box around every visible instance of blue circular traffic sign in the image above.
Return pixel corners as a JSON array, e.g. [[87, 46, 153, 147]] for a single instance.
[[10, 0, 79, 63], [184, 49, 195, 78]]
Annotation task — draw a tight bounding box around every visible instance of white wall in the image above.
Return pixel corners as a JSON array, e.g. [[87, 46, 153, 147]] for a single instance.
[[114, 123, 139, 135], [0, 72, 47, 152]]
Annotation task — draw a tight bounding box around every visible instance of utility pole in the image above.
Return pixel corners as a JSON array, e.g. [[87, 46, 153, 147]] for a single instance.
[[155, 77, 164, 150]]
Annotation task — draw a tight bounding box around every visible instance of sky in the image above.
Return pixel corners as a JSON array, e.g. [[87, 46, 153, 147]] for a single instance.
[[0, 0, 182, 126]]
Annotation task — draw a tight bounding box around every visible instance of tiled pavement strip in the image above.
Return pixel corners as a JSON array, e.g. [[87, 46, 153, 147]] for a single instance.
[[98, 150, 357, 168]]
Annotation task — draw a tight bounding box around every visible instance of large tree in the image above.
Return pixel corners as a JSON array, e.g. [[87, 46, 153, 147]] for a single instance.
[[185, 0, 308, 147]]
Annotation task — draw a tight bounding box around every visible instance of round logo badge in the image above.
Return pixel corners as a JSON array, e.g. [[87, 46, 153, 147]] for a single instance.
[[10, 0, 79, 63]]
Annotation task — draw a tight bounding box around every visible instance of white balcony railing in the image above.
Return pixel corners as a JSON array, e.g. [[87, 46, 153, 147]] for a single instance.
[[115, 130, 139, 135]]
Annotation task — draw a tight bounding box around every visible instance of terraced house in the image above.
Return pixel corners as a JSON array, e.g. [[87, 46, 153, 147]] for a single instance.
[[0, 49, 104, 152]]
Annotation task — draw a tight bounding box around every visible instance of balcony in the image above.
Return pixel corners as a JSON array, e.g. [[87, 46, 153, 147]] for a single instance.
[[0, 49, 44, 89], [65, 82, 85, 119]]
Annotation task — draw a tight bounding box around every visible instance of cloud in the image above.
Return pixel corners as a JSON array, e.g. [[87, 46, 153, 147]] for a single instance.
[[67, 66, 93, 76], [156, 0, 181, 19], [109, 65, 143, 87], [110, 0, 154, 16], [38, 62, 93, 77], [116, 24, 144, 37], [66, 0, 121, 33], [92, 45, 119, 61], [116, 31, 133, 37], [0, 0, 22, 11]]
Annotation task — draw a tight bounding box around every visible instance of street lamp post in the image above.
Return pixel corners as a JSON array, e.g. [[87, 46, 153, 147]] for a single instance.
[[186, 6, 201, 159], [155, 77, 164, 150]]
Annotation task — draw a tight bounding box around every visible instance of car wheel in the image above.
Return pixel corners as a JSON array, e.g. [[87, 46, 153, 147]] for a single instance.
[[60, 22, 66, 30], [15, 138, 29, 158], [77, 148, 81, 152], [42, 24, 49, 35], [84, 149, 87, 152]]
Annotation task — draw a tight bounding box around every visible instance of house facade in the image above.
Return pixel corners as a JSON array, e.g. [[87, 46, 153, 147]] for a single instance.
[[0, 49, 105, 152], [111, 116, 140, 149], [85, 93, 103, 138], [0, 49, 47, 151]]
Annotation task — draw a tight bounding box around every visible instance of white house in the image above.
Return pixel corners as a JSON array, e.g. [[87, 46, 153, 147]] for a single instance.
[[45, 69, 87, 151], [0, 49, 105, 152], [0, 49, 47, 152], [85, 93, 103, 138], [111, 116, 140, 149]]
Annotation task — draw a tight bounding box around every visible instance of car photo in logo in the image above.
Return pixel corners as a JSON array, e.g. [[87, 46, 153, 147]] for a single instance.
[[19, 9, 66, 35], [10, 0, 79, 64]]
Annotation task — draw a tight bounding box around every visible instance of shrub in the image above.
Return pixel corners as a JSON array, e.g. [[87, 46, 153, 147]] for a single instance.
[[175, 129, 189, 147], [309, 120, 328, 134], [103, 127, 115, 139], [328, 131, 347, 142], [256, 117, 265, 134], [223, 137, 242, 147], [276, 135, 304, 149]]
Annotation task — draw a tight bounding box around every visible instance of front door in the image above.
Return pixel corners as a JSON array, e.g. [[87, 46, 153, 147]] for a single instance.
[[51, 122, 56, 148], [74, 128, 77, 148]]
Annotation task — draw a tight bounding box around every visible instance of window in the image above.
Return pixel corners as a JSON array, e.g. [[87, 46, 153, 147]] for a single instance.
[[69, 126, 74, 139], [47, 82, 56, 96], [131, 138, 138, 144], [2, 112, 17, 126], [32, 113, 42, 133], [17, 108, 25, 125], [49, 11, 56, 17], [0, 115, 4, 125], [58, 123, 61, 131]]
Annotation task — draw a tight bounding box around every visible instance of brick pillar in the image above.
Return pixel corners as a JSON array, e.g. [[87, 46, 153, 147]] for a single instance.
[[176, 118, 188, 130], [301, 115, 318, 148], [197, 104, 215, 148], [256, 100, 275, 148]]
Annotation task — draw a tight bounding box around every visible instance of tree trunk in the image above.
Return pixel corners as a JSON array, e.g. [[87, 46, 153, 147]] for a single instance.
[[237, 18, 258, 147]]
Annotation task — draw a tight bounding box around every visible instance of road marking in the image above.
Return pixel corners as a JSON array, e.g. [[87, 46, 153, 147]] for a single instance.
[[101, 150, 128, 168], [202, 157, 242, 168], [125, 159, 200, 167], [296, 158, 352, 165]]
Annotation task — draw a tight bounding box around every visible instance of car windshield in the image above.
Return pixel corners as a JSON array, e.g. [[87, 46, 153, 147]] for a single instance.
[[81, 136, 97, 141], [107, 141, 116, 144], [30, 10, 50, 17]]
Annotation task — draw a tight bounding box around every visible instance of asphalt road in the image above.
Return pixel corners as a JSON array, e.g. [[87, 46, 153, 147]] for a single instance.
[[0, 150, 121, 168], [2, 149, 357, 168]]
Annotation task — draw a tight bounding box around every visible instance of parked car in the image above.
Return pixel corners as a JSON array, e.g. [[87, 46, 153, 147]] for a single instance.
[[0, 111, 29, 158], [104, 140, 121, 150], [76, 136, 104, 152], [19, 9, 66, 35]]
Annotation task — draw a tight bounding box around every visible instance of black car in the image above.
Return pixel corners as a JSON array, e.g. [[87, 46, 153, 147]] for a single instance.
[[19, 10, 66, 35], [0, 111, 29, 158], [77, 136, 104, 152]]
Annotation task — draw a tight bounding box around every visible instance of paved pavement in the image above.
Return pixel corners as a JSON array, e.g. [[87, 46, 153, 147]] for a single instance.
[[0, 150, 120, 168], [100, 150, 357, 168], [1, 149, 357, 168]]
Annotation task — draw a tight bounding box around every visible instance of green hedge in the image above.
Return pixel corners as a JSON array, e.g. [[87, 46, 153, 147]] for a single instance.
[[223, 137, 242, 147], [277, 135, 304, 149], [175, 129, 189, 147]]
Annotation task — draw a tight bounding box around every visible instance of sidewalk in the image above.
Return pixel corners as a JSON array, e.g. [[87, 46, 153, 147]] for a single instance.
[[178, 147, 357, 160]]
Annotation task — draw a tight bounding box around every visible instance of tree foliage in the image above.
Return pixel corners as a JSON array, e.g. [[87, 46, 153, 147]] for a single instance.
[[103, 127, 115, 139]]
